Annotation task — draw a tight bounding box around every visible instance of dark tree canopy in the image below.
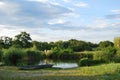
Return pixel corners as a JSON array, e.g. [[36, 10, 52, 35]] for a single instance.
[[0, 36, 12, 49], [99, 41, 114, 48], [13, 32, 32, 48]]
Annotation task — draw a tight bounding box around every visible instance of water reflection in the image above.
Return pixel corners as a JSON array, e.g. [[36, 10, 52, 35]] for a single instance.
[[39, 59, 78, 69], [53, 63, 78, 69]]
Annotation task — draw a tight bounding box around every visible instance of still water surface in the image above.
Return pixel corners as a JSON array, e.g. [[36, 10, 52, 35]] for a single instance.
[[39, 59, 78, 69]]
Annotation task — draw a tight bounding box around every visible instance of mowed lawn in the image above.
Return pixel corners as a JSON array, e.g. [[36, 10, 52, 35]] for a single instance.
[[0, 63, 120, 80]]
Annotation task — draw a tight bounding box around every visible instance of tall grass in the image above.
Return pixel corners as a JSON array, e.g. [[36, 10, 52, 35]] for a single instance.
[[24, 49, 45, 65], [2, 48, 25, 66]]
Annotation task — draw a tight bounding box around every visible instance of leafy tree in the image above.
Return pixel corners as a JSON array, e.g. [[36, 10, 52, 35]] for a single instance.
[[114, 37, 120, 49], [13, 32, 32, 48], [99, 41, 114, 48], [32, 41, 51, 51], [68, 39, 91, 52], [54, 40, 64, 48], [0, 36, 12, 49]]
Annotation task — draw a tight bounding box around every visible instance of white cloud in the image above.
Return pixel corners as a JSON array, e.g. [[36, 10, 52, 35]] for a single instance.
[[87, 18, 109, 29], [63, 0, 71, 3], [27, 0, 48, 3], [28, 0, 60, 5], [0, 0, 72, 27], [0, 1, 4, 6], [111, 9, 120, 14], [74, 2, 88, 8], [48, 19, 67, 25], [0, 1, 19, 15]]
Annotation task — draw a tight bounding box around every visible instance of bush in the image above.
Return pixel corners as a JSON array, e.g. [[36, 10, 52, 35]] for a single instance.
[[103, 47, 117, 62], [0, 49, 2, 61], [3, 48, 25, 66], [114, 50, 120, 62], [79, 58, 92, 66], [49, 47, 74, 59], [76, 52, 93, 59], [93, 47, 117, 62], [25, 50, 45, 65], [78, 58, 104, 66], [93, 51, 105, 61]]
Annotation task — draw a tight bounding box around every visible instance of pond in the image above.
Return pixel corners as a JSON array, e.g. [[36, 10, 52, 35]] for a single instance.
[[38, 59, 79, 69]]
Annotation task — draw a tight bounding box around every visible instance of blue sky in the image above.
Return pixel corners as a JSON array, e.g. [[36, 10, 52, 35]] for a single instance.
[[0, 0, 120, 43]]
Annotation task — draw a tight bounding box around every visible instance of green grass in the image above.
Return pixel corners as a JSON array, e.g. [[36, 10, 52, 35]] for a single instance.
[[0, 63, 120, 80]]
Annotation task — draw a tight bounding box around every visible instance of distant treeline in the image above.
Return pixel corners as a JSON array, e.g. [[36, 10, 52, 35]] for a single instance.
[[0, 31, 114, 52]]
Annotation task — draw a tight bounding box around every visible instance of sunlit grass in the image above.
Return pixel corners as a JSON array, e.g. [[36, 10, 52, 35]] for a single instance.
[[0, 63, 120, 80]]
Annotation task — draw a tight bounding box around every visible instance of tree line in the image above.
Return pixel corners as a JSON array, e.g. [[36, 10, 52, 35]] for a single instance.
[[0, 31, 115, 52]]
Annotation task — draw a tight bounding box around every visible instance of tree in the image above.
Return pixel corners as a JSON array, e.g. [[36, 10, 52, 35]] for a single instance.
[[99, 41, 114, 48], [114, 37, 120, 49], [13, 32, 32, 48], [32, 41, 51, 51], [54, 40, 64, 48], [0, 36, 12, 49], [68, 39, 89, 52]]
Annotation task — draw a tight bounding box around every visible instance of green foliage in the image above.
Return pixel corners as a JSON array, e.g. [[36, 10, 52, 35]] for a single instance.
[[103, 47, 117, 62], [13, 32, 32, 48], [48, 48, 94, 60], [114, 37, 120, 49], [0, 36, 12, 49], [77, 52, 93, 59], [25, 49, 45, 65], [2, 48, 25, 66], [68, 39, 94, 52], [78, 58, 92, 66], [114, 49, 120, 62], [93, 47, 117, 62], [32, 41, 51, 51], [49, 47, 75, 59], [93, 51, 105, 61], [99, 41, 114, 48], [0, 49, 2, 61], [78, 58, 104, 66]]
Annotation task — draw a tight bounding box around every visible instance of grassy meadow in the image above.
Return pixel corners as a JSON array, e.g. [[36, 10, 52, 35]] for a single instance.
[[0, 63, 120, 80]]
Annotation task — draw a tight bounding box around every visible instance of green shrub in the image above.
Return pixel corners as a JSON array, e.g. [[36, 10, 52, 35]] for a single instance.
[[93, 51, 105, 61], [77, 52, 93, 59], [93, 47, 117, 62], [114, 50, 120, 62], [103, 47, 117, 62], [79, 58, 92, 66], [49, 47, 74, 59], [3, 48, 25, 66], [78, 58, 104, 66], [0, 49, 2, 61], [25, 50, 45, 65]]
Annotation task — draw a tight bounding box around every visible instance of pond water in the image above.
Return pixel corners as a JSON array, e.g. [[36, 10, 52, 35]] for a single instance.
[[39, 59, 79, 69], [52, 62, 78, 69]]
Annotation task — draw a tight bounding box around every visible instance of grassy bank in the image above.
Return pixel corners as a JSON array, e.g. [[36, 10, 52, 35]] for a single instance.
[[0, 63, 120, 80]]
